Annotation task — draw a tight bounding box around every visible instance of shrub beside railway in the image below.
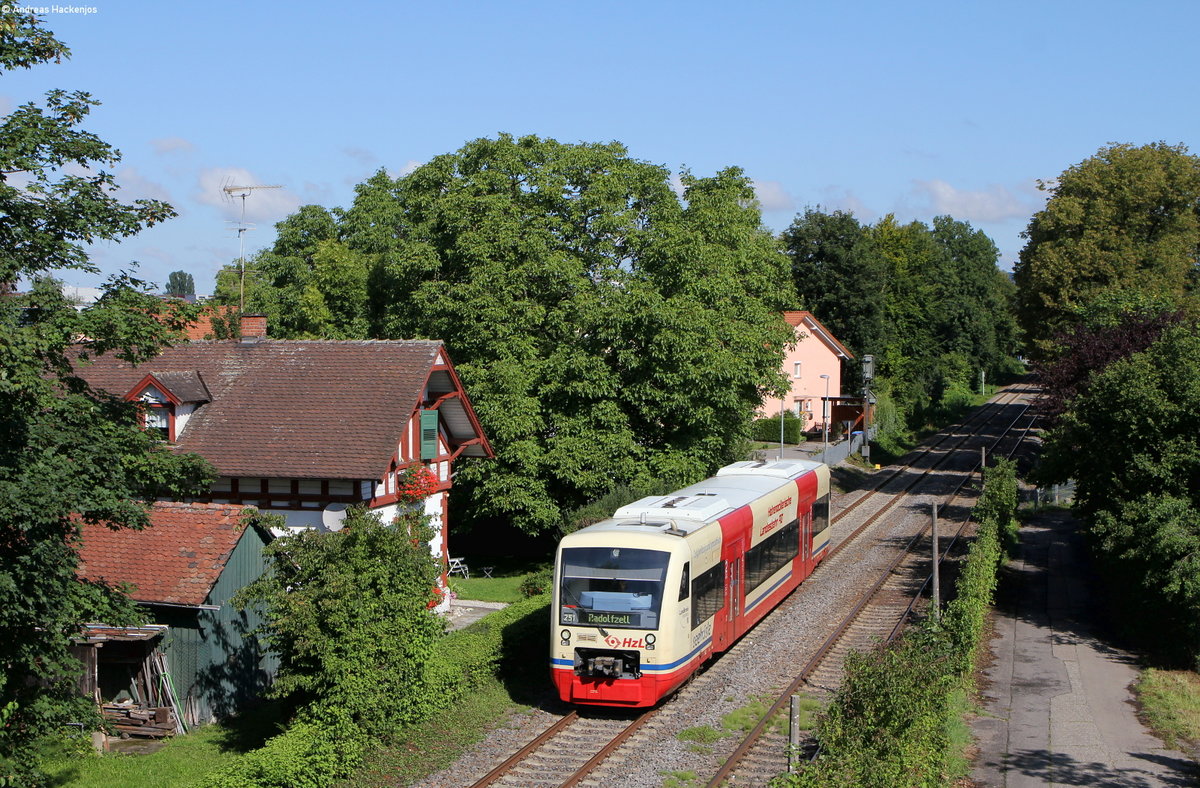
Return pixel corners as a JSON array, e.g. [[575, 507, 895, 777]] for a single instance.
[[774, 460, 1017, 787], [198, 526, 551, 788]]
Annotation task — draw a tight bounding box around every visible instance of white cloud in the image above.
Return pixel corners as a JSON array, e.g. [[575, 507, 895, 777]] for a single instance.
[[817, 187, 876, 222], [151, 137, 196, 155], [0, 95, 11, 115], [114, 166, 174, 206], [911, 179, 1033, 223], [195, 167, 302, 223], [396, 159, 423, 177], [751, 179, 795, 213], [668, 172, 686, 198]]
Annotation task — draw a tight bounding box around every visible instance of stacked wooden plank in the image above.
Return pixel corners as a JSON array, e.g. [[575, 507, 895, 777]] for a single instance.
[[102, 702, 176, 738]]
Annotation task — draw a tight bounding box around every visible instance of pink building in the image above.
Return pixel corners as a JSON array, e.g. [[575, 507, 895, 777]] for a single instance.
[[760, 311, 855, 432]]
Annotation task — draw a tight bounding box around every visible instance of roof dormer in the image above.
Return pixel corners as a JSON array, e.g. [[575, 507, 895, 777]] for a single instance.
[[125, 371, 210, 442]]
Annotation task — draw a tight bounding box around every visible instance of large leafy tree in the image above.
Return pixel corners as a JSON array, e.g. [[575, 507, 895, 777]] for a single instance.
[[228, 135, 795, 532], [0, 10, 214, 781], [1040, 321, 1200, 665], [1032, 292, 1185, 426], [1014, 142, 1200, 356], [871, 215, 1015, 400], [782, 208, 887, 364], [785, 208, 1017, 430]]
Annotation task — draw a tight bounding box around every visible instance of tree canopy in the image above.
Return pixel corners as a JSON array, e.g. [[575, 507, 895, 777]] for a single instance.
[[223, 134, 795, 533], [782, 208, 886, 365], [1014, 142, 1200, 355], [0, 9, 213, 781], [783, 208, 1018, 444], [165, 269, 195, 298], [1039, 320, 1200, 666]]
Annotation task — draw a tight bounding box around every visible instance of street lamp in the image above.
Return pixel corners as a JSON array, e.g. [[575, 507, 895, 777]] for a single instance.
[[819, 374, 831, 455], [779, 398, 785, 460]]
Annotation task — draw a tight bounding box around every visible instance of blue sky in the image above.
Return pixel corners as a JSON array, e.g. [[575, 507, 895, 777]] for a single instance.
[[7, 0, 1197, 293]]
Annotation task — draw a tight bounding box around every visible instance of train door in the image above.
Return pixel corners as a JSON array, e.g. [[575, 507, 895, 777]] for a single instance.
[[800, 511, 812, 577], [728, 539, 744, 636]]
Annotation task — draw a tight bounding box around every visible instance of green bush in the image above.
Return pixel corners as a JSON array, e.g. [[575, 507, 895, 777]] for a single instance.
[[425, 594, 550, 695], [198, 711, 364, 788], [519, 566, 554, 598], [203, 595, 552, 787], [235, 509, 444, 737], [753, 412, 807, 444], [974, 458, 1019, 554], [942, 519, 1002, 676], [777, 468, 1011, 787]]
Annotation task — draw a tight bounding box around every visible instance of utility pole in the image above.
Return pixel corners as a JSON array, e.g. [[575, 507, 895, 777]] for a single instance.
[[931, 502, 941, 620], [223, 183, 281, 310]]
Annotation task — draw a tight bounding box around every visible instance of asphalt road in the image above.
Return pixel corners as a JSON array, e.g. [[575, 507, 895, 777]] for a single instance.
[[971, 509, 1199, 787]]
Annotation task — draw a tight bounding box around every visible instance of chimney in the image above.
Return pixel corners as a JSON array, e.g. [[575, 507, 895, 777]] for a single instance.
[[240, 313, 267, 343]]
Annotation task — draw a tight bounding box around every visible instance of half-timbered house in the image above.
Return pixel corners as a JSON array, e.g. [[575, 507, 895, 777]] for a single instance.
[[75, 316, 492, 594], [71, 317, 492, 722]]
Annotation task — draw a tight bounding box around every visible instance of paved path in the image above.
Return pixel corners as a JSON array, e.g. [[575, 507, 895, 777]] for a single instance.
[[972, 510, 1198, 787]]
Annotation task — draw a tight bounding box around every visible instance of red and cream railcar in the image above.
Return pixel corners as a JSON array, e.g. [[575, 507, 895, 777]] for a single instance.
[[551, 459, 831, 707]]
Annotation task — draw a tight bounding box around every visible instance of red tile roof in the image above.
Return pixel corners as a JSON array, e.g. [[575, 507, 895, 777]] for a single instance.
[[73, 340, 483, 479], [76, 502, 248, 606]]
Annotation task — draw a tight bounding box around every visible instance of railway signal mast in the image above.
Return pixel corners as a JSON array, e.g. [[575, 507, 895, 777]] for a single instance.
[[861, 354, 875, 464], [223, 182, 282, 311]]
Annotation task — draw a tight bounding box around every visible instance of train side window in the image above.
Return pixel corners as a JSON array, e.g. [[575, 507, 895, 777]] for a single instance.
[[813, 493, 831, 537], [690, 562, 725, 629], [744, 519, 800, 592], [678, 562, 690, 601]]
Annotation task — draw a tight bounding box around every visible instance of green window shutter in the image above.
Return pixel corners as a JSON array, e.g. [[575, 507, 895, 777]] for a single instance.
[[420, 409, 439, 460]]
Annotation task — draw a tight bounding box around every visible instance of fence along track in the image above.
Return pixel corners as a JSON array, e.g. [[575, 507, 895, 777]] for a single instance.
[[704, 393, 1035, 788]]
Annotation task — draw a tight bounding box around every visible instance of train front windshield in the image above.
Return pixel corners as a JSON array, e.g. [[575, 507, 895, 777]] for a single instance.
[[559, 547, 670, 630]]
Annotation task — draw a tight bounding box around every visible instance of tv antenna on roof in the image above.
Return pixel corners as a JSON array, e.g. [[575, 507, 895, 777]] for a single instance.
[[223, 181, 282, 311]]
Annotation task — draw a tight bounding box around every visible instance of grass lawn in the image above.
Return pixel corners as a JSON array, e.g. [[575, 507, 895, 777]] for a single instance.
[[448, 565, 547, 603], [1135, 668, 1200, 754], [41, 702, 286, 787]]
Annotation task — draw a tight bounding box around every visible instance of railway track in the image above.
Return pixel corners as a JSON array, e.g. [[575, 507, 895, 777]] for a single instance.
[[706, 394, 1040, 787], [468, 710, 652, 788], [452, 385, 1037, 788]]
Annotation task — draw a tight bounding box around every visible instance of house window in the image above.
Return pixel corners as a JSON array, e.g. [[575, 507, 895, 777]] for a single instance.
[[793, 361, 802, 378], [144, 405, 171, 441]]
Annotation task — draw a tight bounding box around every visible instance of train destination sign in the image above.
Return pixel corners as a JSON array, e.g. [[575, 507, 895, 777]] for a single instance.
[[561, 607, 655, 628]]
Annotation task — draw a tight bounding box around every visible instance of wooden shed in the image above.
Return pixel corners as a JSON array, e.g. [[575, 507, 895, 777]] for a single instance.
[[76, 502, 276, 726]]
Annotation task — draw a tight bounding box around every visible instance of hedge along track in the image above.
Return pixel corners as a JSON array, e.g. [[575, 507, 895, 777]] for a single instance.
[[463, 388, 1033, 788], [703, 398, 1040, 788]]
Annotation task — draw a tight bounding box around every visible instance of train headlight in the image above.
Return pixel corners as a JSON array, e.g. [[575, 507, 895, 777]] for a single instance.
[[560, 629, 571, 646], [645, 633, 656, 650]]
